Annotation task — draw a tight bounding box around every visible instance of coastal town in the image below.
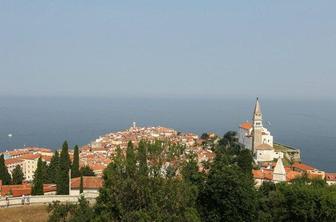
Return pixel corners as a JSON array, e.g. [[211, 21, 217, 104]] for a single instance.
[[0, 99, 335, 200]]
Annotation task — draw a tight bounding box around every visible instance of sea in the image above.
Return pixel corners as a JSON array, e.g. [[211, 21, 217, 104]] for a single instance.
[[0, 96, 335, 172]]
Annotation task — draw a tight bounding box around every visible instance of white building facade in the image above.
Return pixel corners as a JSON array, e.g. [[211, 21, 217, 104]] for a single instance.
[[239, 98, 282, 162]]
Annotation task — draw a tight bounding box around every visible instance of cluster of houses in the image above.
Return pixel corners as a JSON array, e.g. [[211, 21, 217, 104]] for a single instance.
[[1, 98, 334, 197], [0, 147, 103, 197], [80, 123, 215, 176], [0, 125, 215, 197], [239, 98, 336, 186], [90, 123, 200, 151], [3, 147, 53, 181]]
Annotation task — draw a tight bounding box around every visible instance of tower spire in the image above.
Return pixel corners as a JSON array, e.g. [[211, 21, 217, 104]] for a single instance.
[[254, 97, 262, 116], [252, 97, 263, 153]]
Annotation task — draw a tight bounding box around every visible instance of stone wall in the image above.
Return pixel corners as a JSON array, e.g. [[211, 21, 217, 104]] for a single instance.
[[0, 192, 99, 208]]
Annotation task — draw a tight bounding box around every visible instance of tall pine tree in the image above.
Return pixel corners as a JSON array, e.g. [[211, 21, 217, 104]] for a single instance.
[[46, 151, 59, 183], [12, 165, 24, 184], [71, 145, 80, 178], [0, 154, 11, 185], [138, 140, 148, 177], [32, 157, 44, 195], [126, 141, 136, 178], [57, 141, 71, 195]]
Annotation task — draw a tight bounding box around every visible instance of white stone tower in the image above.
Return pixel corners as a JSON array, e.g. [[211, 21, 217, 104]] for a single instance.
[[252, 98, 263, 153]]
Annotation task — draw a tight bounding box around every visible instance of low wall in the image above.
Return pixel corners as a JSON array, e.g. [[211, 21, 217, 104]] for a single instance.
[[0, 192, 99, 208]]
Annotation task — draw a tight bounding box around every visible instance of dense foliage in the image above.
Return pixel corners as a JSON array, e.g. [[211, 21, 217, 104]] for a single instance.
[[32, 157, 44, 195], [80, 166, 95, 176], [0, 154, 11, 185], [12, 165, 24, 184], [47, 132, 336, 221], [46, 151, 60, 184], [258, 179, 336, 222], [72, 145, 80, 178], [57, 141, 71, 195]]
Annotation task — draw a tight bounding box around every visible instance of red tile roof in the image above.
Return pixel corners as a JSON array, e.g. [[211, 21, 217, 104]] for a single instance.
[[292, 162, 315, 172], [71, 176, 103, 189], [89, 164, 106, 171], [0, 183, 56, 197], [20, 154, 40, 160], [240, 122, 252, 130], [41, 155, 52, 162], [325, 173, 336, 181], [253, 169, 273, 180], [5, 158, 24, 165], [286, 170, 302, 181], [43, 184, 57, 193], [6, 150, 29, 156]]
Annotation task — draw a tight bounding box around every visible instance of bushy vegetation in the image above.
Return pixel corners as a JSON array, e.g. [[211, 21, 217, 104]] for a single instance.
[[47, 132, 336, 221], [31, 141, 94, 195]]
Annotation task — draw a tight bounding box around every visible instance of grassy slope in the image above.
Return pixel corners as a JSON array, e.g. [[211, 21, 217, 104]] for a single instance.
[[0, 205, 49, 222]]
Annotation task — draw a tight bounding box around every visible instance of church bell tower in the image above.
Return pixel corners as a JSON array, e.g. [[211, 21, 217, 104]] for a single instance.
[[252, 98, 263, 153]]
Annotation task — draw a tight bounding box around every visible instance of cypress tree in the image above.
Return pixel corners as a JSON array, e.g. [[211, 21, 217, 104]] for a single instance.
[[57, 141, 71, 195], [0, 154, 11, 185], [12, 165, 24, 184], [80, 174, 83, 194], [126, 141, 136, 178], [138, 140, 148, 176], [32, 157, 44, 195], [71, 145, 80, 178], [47, 151, 59, 183]]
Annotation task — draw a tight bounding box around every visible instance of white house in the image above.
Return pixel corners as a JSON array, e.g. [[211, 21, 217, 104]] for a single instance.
[[255, 144, 284, 162]]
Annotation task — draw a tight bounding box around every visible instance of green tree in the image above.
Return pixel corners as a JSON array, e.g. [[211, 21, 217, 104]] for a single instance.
[[57, 141, 71, 195], [126, 141, 136, 178], [46, 151, 59, 184], [12, 165, 24, 184], [42, 161, 49, 183], [198, 132, 260, 221], [261, 181, 336, 222], [237, 149, 253, 177], [71, 145, 80, 178], [201, 133, 209, 140], [94, 141, 200, 221], [32, 157, 44, 195], [198, 150, 258, 221], [181, 153, 205, 188], [48, 201, 75, 222], [80, 166, 95, 176], [0, 154, 11, 185], [138, 140, 148, 176], [48, 197, 94, 222]]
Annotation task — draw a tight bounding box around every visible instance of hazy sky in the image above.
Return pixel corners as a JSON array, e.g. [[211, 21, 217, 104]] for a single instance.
[[1, 1, 335, 99]]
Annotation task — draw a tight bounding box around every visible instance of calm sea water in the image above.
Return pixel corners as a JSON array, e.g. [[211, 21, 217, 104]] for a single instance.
[[0, 96, 335, 172]]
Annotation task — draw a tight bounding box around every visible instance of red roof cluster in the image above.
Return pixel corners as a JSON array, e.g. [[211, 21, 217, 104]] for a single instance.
[[292, 162, 315, 172], [71, 176, 103, 189], [0, 181, 56, 197]]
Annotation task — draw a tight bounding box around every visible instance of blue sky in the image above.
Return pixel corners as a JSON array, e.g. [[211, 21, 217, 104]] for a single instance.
[[1, 1, 335, 99]]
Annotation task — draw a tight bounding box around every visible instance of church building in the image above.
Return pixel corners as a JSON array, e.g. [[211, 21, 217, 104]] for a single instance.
[[238, 98, 283, 162]]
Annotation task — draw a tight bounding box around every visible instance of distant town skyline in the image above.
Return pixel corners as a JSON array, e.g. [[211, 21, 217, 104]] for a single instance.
[[1, 1, 336, 99]]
